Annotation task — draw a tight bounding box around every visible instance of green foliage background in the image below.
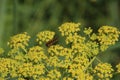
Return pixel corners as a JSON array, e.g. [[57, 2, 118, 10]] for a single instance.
[[0, 0, 120, 79]]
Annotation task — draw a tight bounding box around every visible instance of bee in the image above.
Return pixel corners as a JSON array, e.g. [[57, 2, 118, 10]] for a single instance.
[[46, 36, 58, 47]]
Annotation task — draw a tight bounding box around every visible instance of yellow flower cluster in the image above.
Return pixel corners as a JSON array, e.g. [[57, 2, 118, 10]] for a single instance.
[[47, 45, 73, 68], [38, 77, 50, 80], [72, 55, 89, 70], [17, 63, 45, 79], [68, 36, 98, 57], [97, 26, 120, 51], [0, 22, 120, 79], [66, 33, 85, 44], [90, 33, 97, 40], [84, 27, 93, 35], [65, 33, 86, 56], [46, 56, 60, 67], [98, 26, 120, 45], [85, 41, 99, 57], [0, 58, 19, 78], [47, 69, 61, 79], [36, 31, 55, 45], [85, 73, 94, 80], [59, 22, 80, 36], [116, 63, 120, 73], [8, 32, 30, 49], [18, 77, 26, 80], [68, 65, 93, 80], [48, 45, 72, 57], [93, 63, 114, 79], [8, 48, 20, 58], [27, 46, 47, 63]]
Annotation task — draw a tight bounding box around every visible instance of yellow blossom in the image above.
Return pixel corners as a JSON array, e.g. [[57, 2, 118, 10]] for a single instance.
[[8, 32, 30, 50], [69, 65, 84, 79], [84, 27, 93, 35], [48, 45, 72, 58], [59, 22, 81, 36], [116, 63, 120, 73], [90, 33, 97, 40], [0, 22, 120, 80], [85, 73, 93, 80], [93, 63, 114, 79], [66, 33, 85, 44], [0, 58, 19, 78], [36, 31, 55, 45], [46, 56, 60, 67], [85, 41, 99, 57], [17, 62, 45, 79], [26, 46, 47, 63], [0, 77, 5, 80], [63, 77, 73, 80], [38, 76, 50, 80], [98, 26, 120, 45], [18, 77, 25, 80], [47, 69, 61, 79], [73, 55, 89, 70]]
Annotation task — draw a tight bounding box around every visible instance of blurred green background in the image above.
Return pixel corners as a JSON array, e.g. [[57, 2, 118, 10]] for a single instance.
[[0, 0, 120, 47], [0, 0, 120, 78]]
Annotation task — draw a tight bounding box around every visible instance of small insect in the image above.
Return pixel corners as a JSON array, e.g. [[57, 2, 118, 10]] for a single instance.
[[46, 37, 58, 47]]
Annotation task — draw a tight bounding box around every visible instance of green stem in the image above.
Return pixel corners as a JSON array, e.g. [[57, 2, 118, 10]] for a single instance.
[[85, 57, 96, 71], [95, 57, 102, 63]]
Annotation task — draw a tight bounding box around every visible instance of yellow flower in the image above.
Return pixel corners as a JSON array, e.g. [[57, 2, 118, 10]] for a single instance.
[[36, 31, 55, 45], [84, 27, 93, 35], [85, 41, 99, 57], [63, 77, 73, 80], [8, 32, 30, 51], [66, 33, 85, 44], [90, 33, 97, 40], [47, 69, 61, 79], [93, 63, 114, 79], [17, 62, 45, 79], [116, 63, 120, 73], [27, 46, 47, 63], [85, 73, 93, 80], [0, 58, 19, 78], [18, 78, 25, 80], [38, 76, 50, 80], [48, 45, 72, 58], [0, 22, 120, 80], [59, 22, 80, 36], [98, 26, 120, 45], [0, 77, 5, 80], [68, 63, 85, 78], [46, 56, 60, 67]]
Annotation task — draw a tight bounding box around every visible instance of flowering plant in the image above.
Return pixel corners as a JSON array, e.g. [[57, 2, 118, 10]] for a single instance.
[[0, 22, 120, 80]]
